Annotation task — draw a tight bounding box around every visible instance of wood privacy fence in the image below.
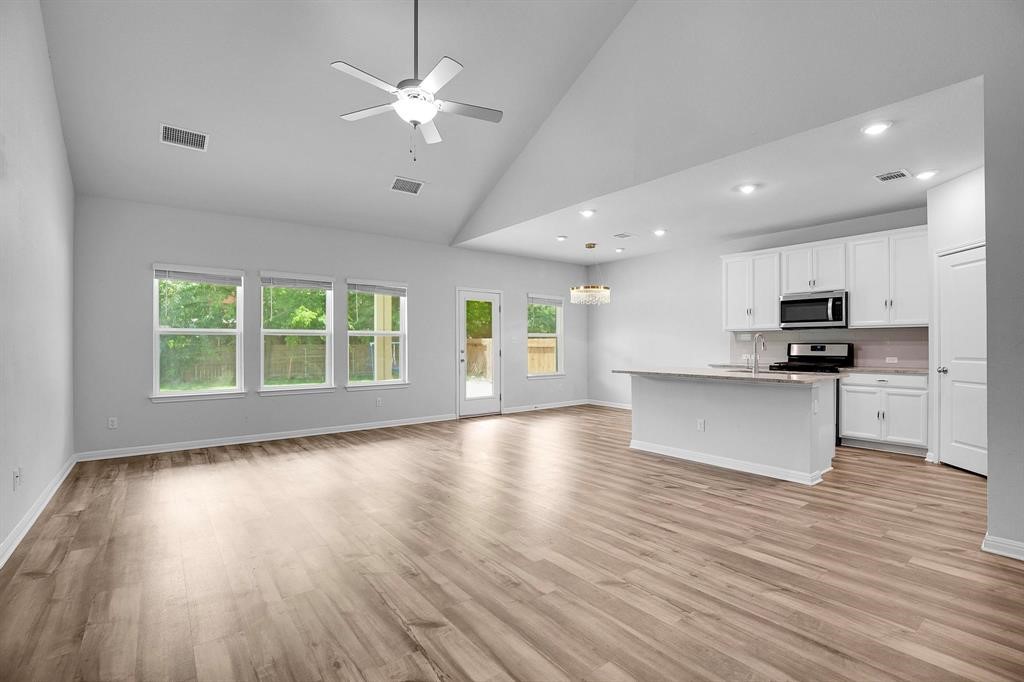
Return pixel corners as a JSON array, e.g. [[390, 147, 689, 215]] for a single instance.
[[466, 338, 557, 376]]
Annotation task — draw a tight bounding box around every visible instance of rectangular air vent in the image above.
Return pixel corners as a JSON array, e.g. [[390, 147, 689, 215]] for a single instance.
[[612, 233, 635, 239], [161, 125, 207, 151], [874, 169, 910, 183], [391, 176, 424, 195]]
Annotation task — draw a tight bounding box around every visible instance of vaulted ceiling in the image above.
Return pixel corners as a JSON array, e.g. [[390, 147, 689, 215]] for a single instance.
[[40, 0, 633, 243]]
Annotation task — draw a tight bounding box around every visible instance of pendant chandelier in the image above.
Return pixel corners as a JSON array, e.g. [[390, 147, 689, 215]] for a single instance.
[[570, 243, 611, 305]]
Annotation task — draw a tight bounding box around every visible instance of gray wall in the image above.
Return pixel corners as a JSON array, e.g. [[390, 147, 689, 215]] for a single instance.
[[73, 195, 588, 454], [588, 208, 927, 407], [0, 1, 75, 552]]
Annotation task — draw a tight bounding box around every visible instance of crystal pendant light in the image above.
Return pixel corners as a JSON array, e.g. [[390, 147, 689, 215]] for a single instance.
[[570, 243, 611, 305]]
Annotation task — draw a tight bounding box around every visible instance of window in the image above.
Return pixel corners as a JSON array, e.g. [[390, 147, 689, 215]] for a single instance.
[[346, 280, 407, 386], [260, 272, 334, 392], [153, 265, 244, 398], [527, 294, 564, 376]]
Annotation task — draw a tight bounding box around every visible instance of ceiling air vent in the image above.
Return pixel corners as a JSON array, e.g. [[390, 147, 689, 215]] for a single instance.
[[612, 233, 635, 239], [391, 176, 424, 195], [161, 125, 207, 151], [874, 169, 910, 183]]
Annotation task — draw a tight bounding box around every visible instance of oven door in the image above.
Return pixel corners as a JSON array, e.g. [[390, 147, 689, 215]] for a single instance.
[[779, 291, 847, 328]]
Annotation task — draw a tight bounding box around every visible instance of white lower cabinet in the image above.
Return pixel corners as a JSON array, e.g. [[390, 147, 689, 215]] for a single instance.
[[840, 374, 928, 448]]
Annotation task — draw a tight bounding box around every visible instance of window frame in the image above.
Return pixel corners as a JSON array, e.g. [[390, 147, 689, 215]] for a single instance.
[[345, 278, 409, 389], [259, 271, 335, 395], [526, 293, 565, 378], [151, 263, 246, 402]]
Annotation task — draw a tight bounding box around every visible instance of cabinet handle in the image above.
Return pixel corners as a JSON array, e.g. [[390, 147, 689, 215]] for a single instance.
[[882, 411, 886, 420], [877, 410, 880, 420], [876, 379, 888, 383], [808, 279, 812, 287]]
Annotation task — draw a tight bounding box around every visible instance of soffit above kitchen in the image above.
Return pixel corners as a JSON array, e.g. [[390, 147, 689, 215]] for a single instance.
[[458, 78, 982, 265]]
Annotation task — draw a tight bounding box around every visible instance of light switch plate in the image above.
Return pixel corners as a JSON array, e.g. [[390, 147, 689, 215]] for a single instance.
[[885, 356, 898, 364]]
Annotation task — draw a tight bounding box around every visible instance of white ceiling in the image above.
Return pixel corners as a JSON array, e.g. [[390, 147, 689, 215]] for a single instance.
[[460, 78, 983, 264], [40, 0, 633, 244]]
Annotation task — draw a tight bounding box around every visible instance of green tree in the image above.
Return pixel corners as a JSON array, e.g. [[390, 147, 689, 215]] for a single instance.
[[527, 303, 557, 334]]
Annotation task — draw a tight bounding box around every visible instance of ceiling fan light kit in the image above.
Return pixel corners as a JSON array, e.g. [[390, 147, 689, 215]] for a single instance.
[[331, 0, 503, 145]]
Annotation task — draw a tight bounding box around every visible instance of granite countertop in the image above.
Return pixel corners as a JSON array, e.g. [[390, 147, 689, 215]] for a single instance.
[[708, 363, 929, 376], [612, 368, 840, 385]]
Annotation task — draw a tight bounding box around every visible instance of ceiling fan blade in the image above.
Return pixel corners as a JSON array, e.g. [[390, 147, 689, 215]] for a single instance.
[[439, 100, 503, 123], [419, 56, 463, 94], [330, 61, 398, 94], [339, 103, 395, 121], [419, 120, 442, 144]]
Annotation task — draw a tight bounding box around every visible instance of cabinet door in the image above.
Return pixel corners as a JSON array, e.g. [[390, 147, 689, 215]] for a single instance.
[[840, 386, 884, 440], [813, 243, 847, 291], [781, 247, 814, 294], [722, 257, 751, 331], [889, 230, 929, 326], [847, 236, 891, 327], [750, 252, 780, 330], [882, 389, 928, 446]]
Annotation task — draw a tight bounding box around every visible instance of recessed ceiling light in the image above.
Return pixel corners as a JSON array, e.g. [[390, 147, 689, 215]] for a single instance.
[[736, 183, 758, 194], [579, 209, 596, 218], [555, 235, 568, 241], [915, 170, 938, 180], [652, 228, 666, 237], [861, 121, 893, 136], [615, 247, 625, 253]]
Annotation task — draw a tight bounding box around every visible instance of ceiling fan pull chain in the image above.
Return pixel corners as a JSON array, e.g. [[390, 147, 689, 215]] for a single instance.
[[409, 127, 417, 163]]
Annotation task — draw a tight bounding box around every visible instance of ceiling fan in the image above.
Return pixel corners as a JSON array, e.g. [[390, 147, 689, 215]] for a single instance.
[[331, 0, 503, 145]]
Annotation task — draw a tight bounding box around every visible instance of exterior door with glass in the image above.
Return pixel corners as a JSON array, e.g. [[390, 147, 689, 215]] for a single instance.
[[457, 289, 502, 416]]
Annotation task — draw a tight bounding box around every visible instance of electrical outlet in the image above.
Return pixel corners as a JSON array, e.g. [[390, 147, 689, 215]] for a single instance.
[[696, 419, 706, 432], [107, 416, 118, 429], [741, 353, 752, 361], [885, 356, 898, 364], [375, 398, 383, 408]]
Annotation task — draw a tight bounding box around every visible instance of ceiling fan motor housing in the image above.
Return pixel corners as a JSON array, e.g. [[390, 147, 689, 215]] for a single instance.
[[394, 85, 439, 125]]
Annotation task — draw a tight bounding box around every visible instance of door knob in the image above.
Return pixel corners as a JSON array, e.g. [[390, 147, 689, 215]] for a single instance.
[[936, 366, 949, 374]]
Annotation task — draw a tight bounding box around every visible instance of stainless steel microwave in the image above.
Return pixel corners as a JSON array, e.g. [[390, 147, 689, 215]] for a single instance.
[[779, 291, 848, 329]]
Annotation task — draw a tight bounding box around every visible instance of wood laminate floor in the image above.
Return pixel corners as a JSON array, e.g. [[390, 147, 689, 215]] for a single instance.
[[1, 405, 1022, 682]]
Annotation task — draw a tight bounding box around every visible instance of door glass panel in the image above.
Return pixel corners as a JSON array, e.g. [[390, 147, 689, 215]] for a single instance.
[[465, 299, 494, 399]]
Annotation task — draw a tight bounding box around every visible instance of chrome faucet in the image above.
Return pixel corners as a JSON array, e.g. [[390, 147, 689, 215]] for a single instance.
[[752, 333, 767, 374]]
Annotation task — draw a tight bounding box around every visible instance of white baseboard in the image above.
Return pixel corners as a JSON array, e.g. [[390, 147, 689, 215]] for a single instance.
[[75, 413, 457, 462], [630, 439, 824, 486], [501, 399, 589, 415], [587, 399, 632, 410], [925, 450, 939, 463], [982, 533, 1024, 562], [0, 455, 77, 569]]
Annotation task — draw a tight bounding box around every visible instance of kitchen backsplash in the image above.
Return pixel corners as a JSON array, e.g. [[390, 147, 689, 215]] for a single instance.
[[729, 327, 928, 368]]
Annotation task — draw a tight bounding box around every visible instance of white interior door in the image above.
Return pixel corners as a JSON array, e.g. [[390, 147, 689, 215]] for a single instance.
[[938, 247, 987, 475], [457, 289, 502, 417]]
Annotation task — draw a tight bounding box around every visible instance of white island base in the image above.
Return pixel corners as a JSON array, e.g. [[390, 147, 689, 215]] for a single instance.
[[616, 369, 838, 485]]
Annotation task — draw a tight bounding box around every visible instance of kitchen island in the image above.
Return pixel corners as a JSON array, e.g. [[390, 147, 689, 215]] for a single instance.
[[613, 368, 839, 485]]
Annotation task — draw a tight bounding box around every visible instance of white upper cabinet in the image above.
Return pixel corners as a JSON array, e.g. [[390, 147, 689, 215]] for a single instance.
[[813, 243, 847, 291], [847, 236, 891, 326], [723, 225, 927, 332], [723, 256, 753, 331], [750, 252, 781, 330], [781, 248, 813, 294], [847, 227, 928, 327], [889, 230, 929, 325], [722, 252, 780, 331], [780, 242, 846, 294]]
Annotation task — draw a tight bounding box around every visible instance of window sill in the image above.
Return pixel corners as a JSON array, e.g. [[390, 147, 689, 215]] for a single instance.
[[527, 373, 566, 380], [345, 381, 410, 391], [150, 390, 247, 403], [258, 386, 336, 397]]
